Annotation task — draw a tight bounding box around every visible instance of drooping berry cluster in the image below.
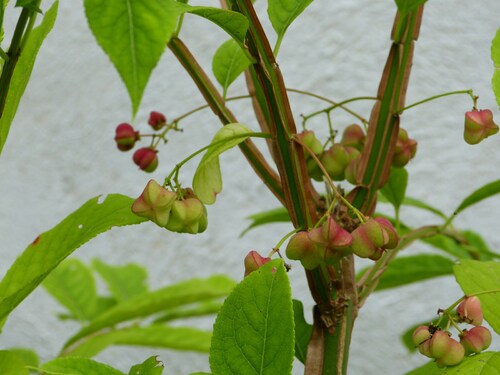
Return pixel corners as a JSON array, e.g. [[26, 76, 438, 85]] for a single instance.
[[413, 296, 492, 368], [285, 215, 398, 268], [299, 124, 417, 185], [132, 179, 207, 234], [114, 111, 169, 173]]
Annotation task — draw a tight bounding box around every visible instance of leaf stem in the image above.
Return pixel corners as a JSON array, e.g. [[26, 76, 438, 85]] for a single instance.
[[269, 227, 302, 257], [395, 89, 475, 115], [163, 132, 271, 187], [301, 96, 377, 127], [287, 88, 370, 125]]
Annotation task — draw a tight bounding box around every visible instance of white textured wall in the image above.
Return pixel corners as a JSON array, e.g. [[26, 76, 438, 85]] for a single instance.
[[1, 1, 500, 374]]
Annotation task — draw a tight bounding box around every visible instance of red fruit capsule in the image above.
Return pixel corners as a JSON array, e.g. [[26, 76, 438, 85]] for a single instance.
[[148, 111, 167, 130], [133, 147, 158, 173], [115, 123, 139, 151], [456, 296, 483, 326]]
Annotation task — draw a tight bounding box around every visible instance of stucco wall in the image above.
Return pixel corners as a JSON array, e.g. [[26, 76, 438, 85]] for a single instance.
[[0, 1, 499, 374]]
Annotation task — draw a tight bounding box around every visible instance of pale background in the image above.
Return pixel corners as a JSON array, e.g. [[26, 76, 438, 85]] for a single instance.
[[1, 1, 500, 374]]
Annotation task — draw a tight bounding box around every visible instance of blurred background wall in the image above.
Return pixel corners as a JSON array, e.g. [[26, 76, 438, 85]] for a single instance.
[[0, 0, 499, 373]]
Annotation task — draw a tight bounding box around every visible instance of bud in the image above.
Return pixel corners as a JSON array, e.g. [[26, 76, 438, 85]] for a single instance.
[[418, 339, 433, 358], [412, 325, 432, 347], [429, 330, 453, 359], [166, 194, 206, 234], [345, 155, 361, 185], [464, 109, 499, 145], [373, 217, 398, 249], [435, 338, 465, 367], [115, 123, 139, 151], [322, 217, 353, 252], [286, 231, 323, 270], [456, 296, 483, 326], [351, 219, 389, 259], [321, 144, 350, 181], [460, 326, 492, 355], [392, 128, 417, 168], [133, 147, 158, 173], [298, 130, 324, 156], [341, 124, 365, 150], [148, 111, 167, 130], [131, 179, 176, 227], [244, 250, 271, 277]]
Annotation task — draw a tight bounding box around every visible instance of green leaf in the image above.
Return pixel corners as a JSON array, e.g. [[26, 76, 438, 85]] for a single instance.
[[64, 325, 211, 358], [128, 356, 164, 375], [0, 194, 146, 324], [212, 39, 251, 97], [182, 6, 249, 45], [405, 360, 442, 375], [453, 260, 500, 334], [3, 348, 38, 368], [210, 259, 294, 375], [292, 299, 312, 364], [492, 27, 500, 110], [193, 123, 254, 205], [153, 300, 223, 323], [0, 351, 29, 375], [40, 357, 125, 375], [0, 1, 57, 155], [83, 0, 180, 116], [454, 180, 500, 217], [42, 258, 97, 322], [442, 352, 500, 374], [92, 259, 148, 302], [65, 275, 235, 347], [357, 254, 454, 291], [379, 167, 408, 211], [240, 207, 290, 237], [401, 196, 447, 219], [394, 0, 428, 14], [268, 0, 313, 44], [422, 235, 471, 259]]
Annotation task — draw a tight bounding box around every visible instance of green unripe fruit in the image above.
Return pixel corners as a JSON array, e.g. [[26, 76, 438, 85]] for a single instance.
[[457, 296, 483, 326], [351, 219, 388, 259], [464, 109, 499, 145], [131, 179, 176, 227], [286, 231, 324, 269], [321, 144, 349, 181], [435, 339, 465, 367], [412, 325, 432, 347], [460, 326, 492, 355], [429, 330, 452, 359], [418, 339, 433, 358], [298, 130, 324, 155], [392, 128, 417, 168], [341, 124, 365, 150]]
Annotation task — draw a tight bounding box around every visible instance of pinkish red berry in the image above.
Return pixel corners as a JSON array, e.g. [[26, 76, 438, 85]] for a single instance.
[[464, 109, 499, 145], [244, 250, 271, 277], [148, 111, 167, 130], [418, 339, 433, 358], [115, 123, 139, 151], [460, 326, 492, 355], [133, 147, 158, 173], [373, 217, 398, 249], [412, 325, 432, 347], [457, 296, 483, 326], [392, 128, 417, 168]]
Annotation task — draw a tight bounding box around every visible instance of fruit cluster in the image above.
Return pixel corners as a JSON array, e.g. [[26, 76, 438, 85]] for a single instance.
[[286, 216, 398, 268], [132, 179, 207, 234], [114, 111, 168, 173], [299, 124, 417, 185], [412, 296, 492, 367]]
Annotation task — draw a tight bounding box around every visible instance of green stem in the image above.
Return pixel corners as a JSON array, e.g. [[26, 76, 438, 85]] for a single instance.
[[0, 7, 31, 119], [301, 96, 377, 126], [396, 89, 474, 114], [171, 95, 250, 124]]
